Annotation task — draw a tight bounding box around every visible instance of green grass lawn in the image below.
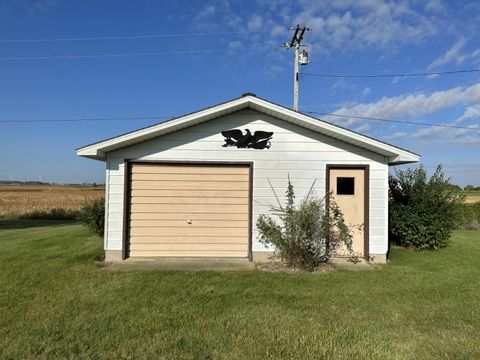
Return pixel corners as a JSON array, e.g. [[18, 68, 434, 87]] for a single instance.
[[0, 222, 479, 359]]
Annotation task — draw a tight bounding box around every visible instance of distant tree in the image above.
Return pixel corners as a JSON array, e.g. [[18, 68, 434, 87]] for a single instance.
[[446, 183, 462, 191], [464, 185, 477, 191], [92, 182, 98, 188]]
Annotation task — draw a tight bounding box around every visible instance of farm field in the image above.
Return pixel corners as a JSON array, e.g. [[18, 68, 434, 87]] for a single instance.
[[463, 190, 480, 203], [0, 222, 479, 359], [0, 185, 104, 218]]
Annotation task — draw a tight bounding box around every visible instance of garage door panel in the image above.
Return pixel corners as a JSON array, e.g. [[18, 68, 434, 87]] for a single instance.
[[129, 250, 247, 257], [131, 180, 248, 191], [130, 212, 248, 221], [130, 236, 248, 244], [131, 173, 249, 182], [129, 163, 250, 258], [131, 203, 248, 214], [130, 196, 249, 205], [130, 243, 248, 251], [132, 165, 249, 175], [130, 227, 248, 237], [130, 219, 248, 228], [131, 189, 249, 198]]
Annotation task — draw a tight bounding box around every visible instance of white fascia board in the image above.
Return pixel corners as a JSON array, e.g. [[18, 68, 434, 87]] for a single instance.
[[76, 95, 420, 165], [76, 97, 249, 160], [248, 97, 420, 164]]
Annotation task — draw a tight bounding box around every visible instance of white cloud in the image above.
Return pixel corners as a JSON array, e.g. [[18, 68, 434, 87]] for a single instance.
[[428, 37, 480, 69], [454, 105, 480, 124], [190, 1, 445, 55], [428, 38, 467, 69], [425, 0, 446, 14], [247, 14, 263, 31], [321, 83, 480, 143], [353, 123, 370, 133], [228, 40, 243, 49], [386, 131, 407, 140], [270, 25, 286, 37], [326, 83, 480, 126], [411, 107, 480, 143], [362, 87, 371, 96], [196, 4, 215, 19], [291, 0, 438, 51]]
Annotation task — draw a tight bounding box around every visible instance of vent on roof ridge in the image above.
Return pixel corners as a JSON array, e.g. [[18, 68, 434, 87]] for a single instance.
[[241, 92, 256, 97]]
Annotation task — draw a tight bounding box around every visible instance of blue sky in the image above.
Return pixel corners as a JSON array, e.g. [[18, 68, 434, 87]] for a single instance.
[[0, 0, 479, 185]]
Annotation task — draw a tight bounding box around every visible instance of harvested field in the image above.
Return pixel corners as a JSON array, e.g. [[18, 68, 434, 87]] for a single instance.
[[465, 194, 480, 203], [0, 185, 104, 218]]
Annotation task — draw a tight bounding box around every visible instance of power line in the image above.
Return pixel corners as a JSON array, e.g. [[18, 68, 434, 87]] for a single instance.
[[0, 115, 174, 123], [1, 111, 479, 132], [0, 30, 263, 44], [0, 49, 225, 61], [305, 111, 480, 131], [301, 69, 480, 78]]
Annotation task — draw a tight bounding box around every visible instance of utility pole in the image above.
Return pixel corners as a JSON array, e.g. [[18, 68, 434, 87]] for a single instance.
[[283, 25, 310, 111]]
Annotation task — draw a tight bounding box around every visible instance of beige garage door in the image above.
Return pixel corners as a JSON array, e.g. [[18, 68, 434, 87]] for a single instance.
[[128, 163, 250, 258]]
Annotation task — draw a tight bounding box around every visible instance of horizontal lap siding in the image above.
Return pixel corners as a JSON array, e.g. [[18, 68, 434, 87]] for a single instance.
[[105, 109, 389, 255], [128, 163, 250, 258]]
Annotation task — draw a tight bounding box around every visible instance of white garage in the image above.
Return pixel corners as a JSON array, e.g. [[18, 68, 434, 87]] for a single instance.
[[77, 93, 419, 263]]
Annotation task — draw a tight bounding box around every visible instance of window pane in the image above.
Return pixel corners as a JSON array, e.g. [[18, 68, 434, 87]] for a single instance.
[[337, 177, 355, 195]]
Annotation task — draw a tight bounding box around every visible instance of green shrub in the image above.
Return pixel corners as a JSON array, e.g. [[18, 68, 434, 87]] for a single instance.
[[18, 208, 78, 220], [77, 198, 105, 237], [256, 179, 353, 271], [389, 165, 464, 250]]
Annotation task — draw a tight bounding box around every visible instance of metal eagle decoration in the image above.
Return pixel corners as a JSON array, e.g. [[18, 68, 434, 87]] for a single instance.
[[221, 129, 273, 149]]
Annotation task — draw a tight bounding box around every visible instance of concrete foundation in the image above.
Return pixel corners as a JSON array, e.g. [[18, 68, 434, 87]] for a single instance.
[[104, 250, 387, 267], [369, 254, 387, 264], [105, 250, 123, 262], [251, 251, 275, 263]]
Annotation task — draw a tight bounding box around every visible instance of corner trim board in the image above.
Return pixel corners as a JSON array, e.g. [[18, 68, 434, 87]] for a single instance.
[[121, 159, 132, 260]]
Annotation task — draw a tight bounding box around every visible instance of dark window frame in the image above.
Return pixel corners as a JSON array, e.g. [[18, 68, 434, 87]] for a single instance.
[[336, 177, 355, 195]]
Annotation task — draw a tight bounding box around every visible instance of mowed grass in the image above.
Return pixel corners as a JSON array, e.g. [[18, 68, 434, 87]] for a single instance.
[[0, 185, 103, 218], [0, 224, 479, 359]]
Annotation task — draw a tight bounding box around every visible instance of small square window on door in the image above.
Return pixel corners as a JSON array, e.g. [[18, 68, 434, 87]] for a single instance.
[[336, 177, 355, 195]]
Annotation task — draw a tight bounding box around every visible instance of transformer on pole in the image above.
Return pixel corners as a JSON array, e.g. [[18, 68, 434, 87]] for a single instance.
[[282, 25, 310, 111]]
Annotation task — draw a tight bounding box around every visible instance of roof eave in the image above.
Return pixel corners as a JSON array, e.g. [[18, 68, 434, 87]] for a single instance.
[[388, 153, 421, 165], [76, 95, 421, 165], [76, 148, 106, 161]]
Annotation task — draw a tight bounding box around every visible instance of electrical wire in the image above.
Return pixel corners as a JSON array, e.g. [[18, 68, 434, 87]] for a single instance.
[[0, 49, 225, 61], [301, 69, 480, 78], [0, 30, 263, 43], [305, 111, 480, 131], [0, 115, 174, 123], [2, 111, 479, 132]]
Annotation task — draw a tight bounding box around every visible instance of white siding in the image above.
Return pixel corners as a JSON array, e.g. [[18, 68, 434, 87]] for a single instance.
[[104, 109, 389, 255]]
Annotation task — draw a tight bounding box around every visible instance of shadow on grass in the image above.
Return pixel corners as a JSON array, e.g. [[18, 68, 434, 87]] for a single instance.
[[0, 219, 77, 230]]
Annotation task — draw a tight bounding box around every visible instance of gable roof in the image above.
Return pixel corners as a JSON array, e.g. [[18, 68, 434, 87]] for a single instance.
[[76, 93, 420, 164]]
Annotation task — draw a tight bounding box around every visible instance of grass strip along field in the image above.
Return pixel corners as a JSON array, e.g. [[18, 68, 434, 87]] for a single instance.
[[0, 222, 479, 359]]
